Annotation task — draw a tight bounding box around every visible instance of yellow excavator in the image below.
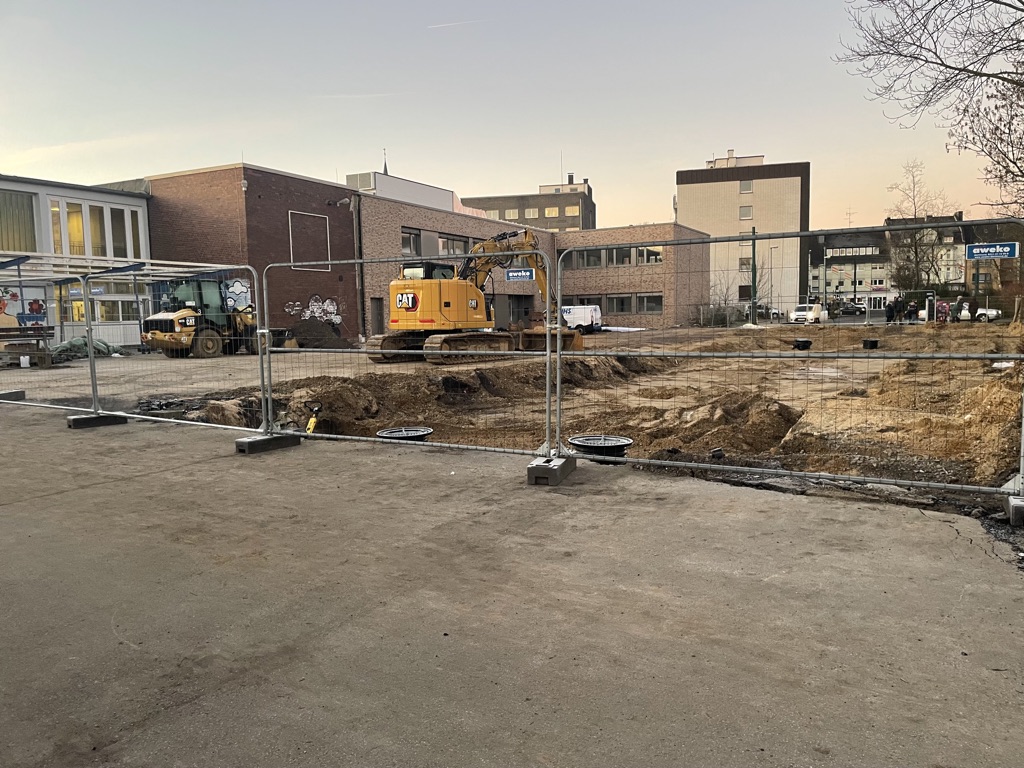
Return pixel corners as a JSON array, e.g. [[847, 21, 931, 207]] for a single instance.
[[366, 229, 582, 364]]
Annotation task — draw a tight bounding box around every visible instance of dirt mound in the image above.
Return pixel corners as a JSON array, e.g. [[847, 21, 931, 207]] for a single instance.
[[291, 319, 354, 349]]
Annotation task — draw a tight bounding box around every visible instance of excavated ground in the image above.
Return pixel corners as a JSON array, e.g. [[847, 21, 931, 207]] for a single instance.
[[172, 321, 1024, 523]]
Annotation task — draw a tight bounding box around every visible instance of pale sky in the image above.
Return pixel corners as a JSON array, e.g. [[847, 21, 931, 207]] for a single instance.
[[0, 0, 993, 229]]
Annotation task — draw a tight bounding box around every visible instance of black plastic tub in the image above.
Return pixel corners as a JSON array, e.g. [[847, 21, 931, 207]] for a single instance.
[[863, 338, 879, 350], [792, 338, 812, 351], [567, 434, 634, 464], [376, 427, 434, 442]]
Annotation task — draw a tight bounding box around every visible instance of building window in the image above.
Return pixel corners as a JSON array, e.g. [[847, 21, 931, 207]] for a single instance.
[[637, 294, 663, 313], [739, 179, 753, 194], [525, 208, 539, 219], [485, 210, 499, 220], [739, 205, 753, 220], [49, 198, 62, 255], [564, 227, 580, 232], [504, 209, 518, 219], [0, 190, 38, 253], [401, 228, 421, 256], [637, 246, 662, 264], [47, 197, 146, 260], [739, 257, 752, 272], [578, 295, 602, 310], [738, 285, 752, 301], [565, 205, 580, 217], [609, 247, 631, 266], [66, 202, 85, 255], [544, 206, 559, 218], [607, 294, 633, 314], [582, 249, 603, 268], [89, 206, 107, 257], [438, 235, 468, 256]]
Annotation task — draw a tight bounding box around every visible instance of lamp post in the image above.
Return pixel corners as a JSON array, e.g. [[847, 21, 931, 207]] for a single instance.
[[769, 245, 778, 321]]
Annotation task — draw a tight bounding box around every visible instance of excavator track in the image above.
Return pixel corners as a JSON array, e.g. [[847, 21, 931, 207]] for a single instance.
[[365, 331, 428, 363], [421, 332, 517, 365]]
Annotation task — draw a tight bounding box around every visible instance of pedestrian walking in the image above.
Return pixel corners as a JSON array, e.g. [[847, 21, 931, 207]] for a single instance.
[[952, 295, 964, 323], [906, 300, 918, 324], [884, 299, 895, 325], [893, 295, 905, 324]]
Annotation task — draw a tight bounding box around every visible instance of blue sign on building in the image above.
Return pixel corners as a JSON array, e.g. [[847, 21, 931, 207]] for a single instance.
[[966, 242, 1019, 260], [505, 268, 535, 281]]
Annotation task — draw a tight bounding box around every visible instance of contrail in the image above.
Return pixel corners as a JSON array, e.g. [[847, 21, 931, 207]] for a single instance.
[[427, 20, 485, 29]]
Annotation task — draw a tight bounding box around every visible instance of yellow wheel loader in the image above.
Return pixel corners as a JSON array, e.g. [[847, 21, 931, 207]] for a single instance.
[[141, 279, 260, 359]]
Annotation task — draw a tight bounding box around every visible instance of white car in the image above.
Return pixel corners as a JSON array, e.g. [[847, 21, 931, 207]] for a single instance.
[[789, 304, 829, 323], [968, 306, 1002, 323]]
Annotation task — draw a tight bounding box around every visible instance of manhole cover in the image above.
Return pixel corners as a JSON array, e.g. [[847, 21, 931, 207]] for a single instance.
[[376, 427, 434, 442], [567, 434, 633, 464]]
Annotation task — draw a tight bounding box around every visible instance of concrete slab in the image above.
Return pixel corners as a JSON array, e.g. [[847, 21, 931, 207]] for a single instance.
[[1, 405, 1022, 768]]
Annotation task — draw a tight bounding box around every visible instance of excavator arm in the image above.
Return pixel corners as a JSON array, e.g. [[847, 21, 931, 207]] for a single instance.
[[457, 230, 559, 319]]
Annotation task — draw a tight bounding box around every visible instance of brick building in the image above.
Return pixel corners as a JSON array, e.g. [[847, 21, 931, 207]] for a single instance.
[[462, 174, 597, 232], [557, 223, 709, 328], [135, 164, 361, 335]]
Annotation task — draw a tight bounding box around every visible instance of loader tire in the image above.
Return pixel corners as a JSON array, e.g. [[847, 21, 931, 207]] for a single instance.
[[192, 329, 223, 358]]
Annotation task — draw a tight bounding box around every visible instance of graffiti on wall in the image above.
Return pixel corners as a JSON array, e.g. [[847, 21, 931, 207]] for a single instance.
[[0, 286, 47, 328], [284, 295, 344, 325]]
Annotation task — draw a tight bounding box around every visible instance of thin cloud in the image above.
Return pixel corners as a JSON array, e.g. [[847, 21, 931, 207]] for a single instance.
[[317, 93, 406, 99], [427, 20, 485, 29]]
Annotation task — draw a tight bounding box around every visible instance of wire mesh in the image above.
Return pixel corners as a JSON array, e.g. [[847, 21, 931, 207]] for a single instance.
[[262, 257, 555, 454], [554, 230, 1024, 496]]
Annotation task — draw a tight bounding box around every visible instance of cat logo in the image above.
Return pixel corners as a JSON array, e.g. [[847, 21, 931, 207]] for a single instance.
[[469, 299, 478, 310], [396, 292, 419, 311]]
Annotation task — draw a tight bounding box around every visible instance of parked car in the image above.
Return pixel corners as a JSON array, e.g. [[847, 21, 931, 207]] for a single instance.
[[968, 306, 1002, 323], [743, 303, 781, 320], [789, 304, 829, 323], [837, 301, 866, 316]]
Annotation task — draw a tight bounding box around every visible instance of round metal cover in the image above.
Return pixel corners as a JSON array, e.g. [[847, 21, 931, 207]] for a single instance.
[[376, 427, 434, 442], [567, 435, 634, 449]]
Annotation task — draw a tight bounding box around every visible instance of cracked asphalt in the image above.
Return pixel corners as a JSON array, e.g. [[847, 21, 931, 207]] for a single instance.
[[1, 404, 1023, 768]]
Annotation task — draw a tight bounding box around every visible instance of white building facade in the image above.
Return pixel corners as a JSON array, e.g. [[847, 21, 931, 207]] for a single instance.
[[0, 174, 152, 346], [674, 151, 811, 313]]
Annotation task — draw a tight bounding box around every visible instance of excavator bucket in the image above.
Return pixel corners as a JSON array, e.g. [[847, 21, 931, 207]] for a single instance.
[[518, 328, 583, 352]]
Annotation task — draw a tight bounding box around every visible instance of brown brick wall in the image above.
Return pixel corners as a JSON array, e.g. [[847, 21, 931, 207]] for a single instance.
[[147, 166, 358, 334], [241, 168, 357, 335], [148, 167, 248, 266]]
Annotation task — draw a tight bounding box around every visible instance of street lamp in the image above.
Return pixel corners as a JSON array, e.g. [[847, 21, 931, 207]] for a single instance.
[[769, 245, 779, 321]]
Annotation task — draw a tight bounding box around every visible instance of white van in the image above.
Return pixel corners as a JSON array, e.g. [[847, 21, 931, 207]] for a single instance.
[[561, 304, 602, 334]]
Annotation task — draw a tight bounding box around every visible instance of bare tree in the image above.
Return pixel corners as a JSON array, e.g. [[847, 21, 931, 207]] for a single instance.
[[839, 1, 1024, 206], [886, 160, 957, 290], [949, 80, 1024, 215]]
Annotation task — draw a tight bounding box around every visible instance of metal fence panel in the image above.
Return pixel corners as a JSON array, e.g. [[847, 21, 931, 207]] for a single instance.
[[261, 251, 556, 456], [0, 255, 265, 433], [555, 221, 1024, 499]]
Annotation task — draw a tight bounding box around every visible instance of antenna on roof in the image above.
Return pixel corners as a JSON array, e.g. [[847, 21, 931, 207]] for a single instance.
[[383, 148, 389, 175]]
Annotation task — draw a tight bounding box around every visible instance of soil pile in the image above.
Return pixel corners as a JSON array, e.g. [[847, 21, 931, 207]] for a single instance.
[[291, 319, 354, 349]]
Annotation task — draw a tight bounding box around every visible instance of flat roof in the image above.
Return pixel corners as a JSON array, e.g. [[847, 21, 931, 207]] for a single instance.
[[0, 173, 150, 200]]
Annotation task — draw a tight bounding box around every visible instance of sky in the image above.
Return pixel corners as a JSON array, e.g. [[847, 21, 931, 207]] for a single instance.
[[0, 0, 994, 230]]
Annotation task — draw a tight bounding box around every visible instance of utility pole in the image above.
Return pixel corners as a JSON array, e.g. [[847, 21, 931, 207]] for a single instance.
[[750, 227, 758, 326]]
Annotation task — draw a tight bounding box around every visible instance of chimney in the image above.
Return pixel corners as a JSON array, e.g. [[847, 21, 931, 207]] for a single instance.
[[727, 148, 735, 159], [583, 178, 588, 185], [567, 172, 574, 184]]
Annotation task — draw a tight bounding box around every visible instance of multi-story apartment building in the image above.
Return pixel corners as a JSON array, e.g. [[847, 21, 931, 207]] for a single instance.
[[462, 174, 597, 232], [675, 150, 811, 312]]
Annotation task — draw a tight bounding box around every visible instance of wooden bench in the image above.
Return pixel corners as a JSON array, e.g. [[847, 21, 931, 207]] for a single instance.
[[0, 325, 55, 369]]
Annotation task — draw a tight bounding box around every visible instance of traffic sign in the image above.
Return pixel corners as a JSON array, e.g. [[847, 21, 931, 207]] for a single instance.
[[966, 242, 1019, 260]]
